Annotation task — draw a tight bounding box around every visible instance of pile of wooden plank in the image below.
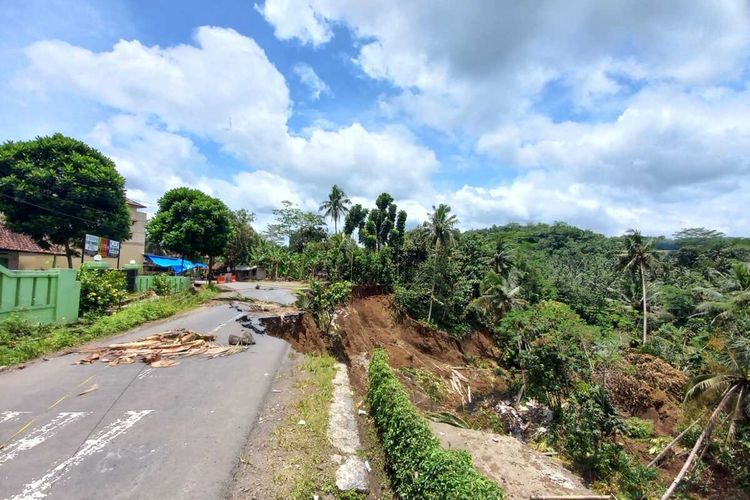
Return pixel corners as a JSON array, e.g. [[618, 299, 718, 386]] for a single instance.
[[75, 329, 247, 368]]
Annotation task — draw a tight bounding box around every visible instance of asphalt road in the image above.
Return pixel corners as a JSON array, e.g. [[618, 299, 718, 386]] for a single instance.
[[0, 290, 295, 500]]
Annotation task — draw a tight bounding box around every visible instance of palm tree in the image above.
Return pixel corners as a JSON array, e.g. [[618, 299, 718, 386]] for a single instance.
[[492, 239, 514, 278], [661, 336, 750, 499], [617, 229, 657, 343], [695, 263, 750, 325], [319, 185, 351, 234], [424, 204, 458, 323], [470, 271, 523, 322]]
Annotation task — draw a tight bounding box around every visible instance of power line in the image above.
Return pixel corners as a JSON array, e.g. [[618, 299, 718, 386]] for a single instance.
[[0, 192, 99, 225]]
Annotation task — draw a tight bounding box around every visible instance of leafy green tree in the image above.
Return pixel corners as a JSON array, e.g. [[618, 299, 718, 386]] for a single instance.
[[265, 200, 326, 247], [250, 239, 286, 279], [498, 301, 600, 409], [0, 134, 131, 267], [224, 209, 258, 269], [424, 204, 459, 323], [357, 193, 405, 251], [319, 185, 351, 234], [618, 229, 657, 343], [146, 187, 231, 280], [343, 203, 368, 237], [662, 336, 750, 499]]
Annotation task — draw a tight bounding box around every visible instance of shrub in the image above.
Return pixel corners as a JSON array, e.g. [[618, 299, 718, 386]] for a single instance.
[[558, 384, 624, 480], [152, 275, 173, 296], [557, 384, 658, 498], [298, 279, 351, 333], [78, 267, 126, 315], [367, 349, 504, 499], [624, 417, 654, 439]]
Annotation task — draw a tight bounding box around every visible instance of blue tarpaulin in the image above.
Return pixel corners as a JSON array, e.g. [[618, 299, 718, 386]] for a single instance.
[[144, 254, 208, 274]]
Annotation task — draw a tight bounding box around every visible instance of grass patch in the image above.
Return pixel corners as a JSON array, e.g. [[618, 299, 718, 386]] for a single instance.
[[274, 354, 339, 499], [0, 288, 217, 366], [401, 366, 447, 403]]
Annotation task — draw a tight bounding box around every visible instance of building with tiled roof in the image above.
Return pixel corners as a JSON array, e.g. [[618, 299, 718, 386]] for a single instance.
[[0, 199, 147, 270], [0, 223, 66, 269]]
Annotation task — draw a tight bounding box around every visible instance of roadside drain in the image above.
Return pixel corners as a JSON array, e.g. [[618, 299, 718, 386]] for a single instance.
[[328, 363, 369, 493]]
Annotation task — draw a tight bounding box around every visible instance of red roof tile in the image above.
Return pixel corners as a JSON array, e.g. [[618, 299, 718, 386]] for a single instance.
[[0, 224, 65, 255]]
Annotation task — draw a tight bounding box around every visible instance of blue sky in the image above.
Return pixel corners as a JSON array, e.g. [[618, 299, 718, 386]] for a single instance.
[[2, 0, 750, 235]]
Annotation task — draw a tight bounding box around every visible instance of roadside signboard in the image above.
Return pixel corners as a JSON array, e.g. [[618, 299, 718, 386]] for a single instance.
[[84, 234, 100, 256], [83, 234, 121, 258]]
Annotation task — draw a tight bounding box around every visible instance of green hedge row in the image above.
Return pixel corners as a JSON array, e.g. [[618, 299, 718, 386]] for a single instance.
[[367, 349, 505, 499]]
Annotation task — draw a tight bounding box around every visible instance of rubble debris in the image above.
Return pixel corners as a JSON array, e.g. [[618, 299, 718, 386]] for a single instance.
[[228, 333, 255, 346], [495, 399, 553, 440], [75, 329, 248, 368]]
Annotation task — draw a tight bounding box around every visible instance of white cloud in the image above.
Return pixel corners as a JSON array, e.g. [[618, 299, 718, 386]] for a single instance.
[[254, 0, 332, 46], [256, 0, 750, 235], [293, 62, 329, 99], [16, 26, 437, 224]]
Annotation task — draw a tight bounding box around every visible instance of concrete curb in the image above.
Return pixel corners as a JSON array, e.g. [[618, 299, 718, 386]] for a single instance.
[[328, 363, 369, 493]]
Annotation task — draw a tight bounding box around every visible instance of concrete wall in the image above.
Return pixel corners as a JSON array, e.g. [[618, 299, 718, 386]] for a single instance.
[[0, 266, 81, 324]]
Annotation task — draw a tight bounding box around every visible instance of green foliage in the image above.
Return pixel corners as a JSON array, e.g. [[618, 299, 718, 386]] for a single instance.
[[77, 267, 127, 315], [624, 417, 654, 439], [555, 384, 658, 498], [368, 350, 504, 499], [265, 200, 326, 247], [224, 209, 258, 268], [152, 275, 173, 296], [298, 280, 352, 332], [498, 301, 599, 409], [402, 367, 446, 402], [146, 187, 231, 267], [0, 133, 131, 267]]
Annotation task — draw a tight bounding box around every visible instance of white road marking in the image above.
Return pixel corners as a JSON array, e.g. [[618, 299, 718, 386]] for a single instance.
[[0, 412, 90, 466], [0, 412, 30, 425], [136, 368, 153, 380], [8, 410, 153, 500], [210, 312, 245, 333]]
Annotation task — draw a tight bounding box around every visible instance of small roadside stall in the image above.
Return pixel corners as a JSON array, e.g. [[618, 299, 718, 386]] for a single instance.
[[143, 254, 208, 275]]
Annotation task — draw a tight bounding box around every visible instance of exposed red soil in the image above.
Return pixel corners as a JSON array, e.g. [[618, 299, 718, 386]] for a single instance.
[[263, 295, 505, 410]]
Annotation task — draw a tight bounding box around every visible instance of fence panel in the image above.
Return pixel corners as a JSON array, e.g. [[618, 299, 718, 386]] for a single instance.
[[135, 275, 191, 294], [0, 266, 80, 324]]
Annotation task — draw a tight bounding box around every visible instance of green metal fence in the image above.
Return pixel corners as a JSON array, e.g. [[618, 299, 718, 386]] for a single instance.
[[135, 275, 191, 293], [0, 266, 81, 324]]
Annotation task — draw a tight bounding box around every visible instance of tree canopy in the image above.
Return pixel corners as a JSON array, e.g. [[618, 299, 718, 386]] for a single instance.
[[0, 134, 131, 267], [146, 187, 231, 276]]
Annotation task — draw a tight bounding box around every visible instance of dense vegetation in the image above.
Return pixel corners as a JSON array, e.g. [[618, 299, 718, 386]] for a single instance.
[[368, 349, 505, 499], [245, 186, 749, 498]]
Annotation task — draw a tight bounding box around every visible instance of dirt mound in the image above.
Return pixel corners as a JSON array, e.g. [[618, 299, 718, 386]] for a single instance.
[[603, 352, 689, 434]]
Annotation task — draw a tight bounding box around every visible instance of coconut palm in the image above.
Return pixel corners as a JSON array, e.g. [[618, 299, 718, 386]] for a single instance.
[[424, 204, 459, 323], [319, 185, 351, 234], [617, 229, 657, 343], [470, 271, 523, 322], [493, 239, 514, 278], [695, 263, 750, 325], [661, 336, 750, 499]]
